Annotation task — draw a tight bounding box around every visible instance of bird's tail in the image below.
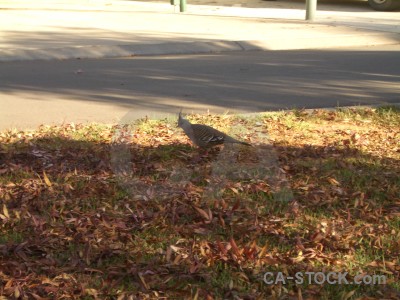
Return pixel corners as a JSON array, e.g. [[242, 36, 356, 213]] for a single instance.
[[239, 141, 252, 146], [225, 136, 251, 146]]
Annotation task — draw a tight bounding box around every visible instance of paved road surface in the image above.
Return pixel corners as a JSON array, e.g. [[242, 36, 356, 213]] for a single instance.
[[1, 45, 400, 130]]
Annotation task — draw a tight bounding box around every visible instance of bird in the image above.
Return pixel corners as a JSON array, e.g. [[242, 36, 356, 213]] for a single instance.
[[178, 112, 251, 148]]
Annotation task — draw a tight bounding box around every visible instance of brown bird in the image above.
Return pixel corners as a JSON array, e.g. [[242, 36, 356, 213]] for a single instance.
[[178, 112, 251, 148]]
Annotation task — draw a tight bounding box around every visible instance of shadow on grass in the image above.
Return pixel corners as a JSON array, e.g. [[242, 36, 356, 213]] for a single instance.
[[0, 133, 399, 298]]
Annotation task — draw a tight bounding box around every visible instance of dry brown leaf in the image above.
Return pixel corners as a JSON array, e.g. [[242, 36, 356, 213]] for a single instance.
[[138, 273, 149, 290], [230, 238, 240, 256], [230, 187, 239, 194], [327, 177, 340, 186], [341, 289, 356, 300], [194, 206, 212, 221], [43, 171, 52, 187], [2, 204, 9, 218]]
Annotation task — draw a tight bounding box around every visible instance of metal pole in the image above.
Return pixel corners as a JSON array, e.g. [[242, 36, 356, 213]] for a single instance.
[[305, 0, 317, 21], [171, 0, 178, 12], [180, 0, 186, 12]]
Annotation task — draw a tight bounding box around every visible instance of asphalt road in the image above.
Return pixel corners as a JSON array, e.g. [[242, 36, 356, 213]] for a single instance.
[[1, 45, 400, 130]]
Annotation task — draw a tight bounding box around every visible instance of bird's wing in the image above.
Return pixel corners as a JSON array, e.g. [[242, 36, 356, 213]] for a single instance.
[[192, 124, 226, 146]]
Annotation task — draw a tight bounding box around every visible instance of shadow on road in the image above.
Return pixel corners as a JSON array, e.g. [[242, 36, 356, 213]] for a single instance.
[[1, 49, 399, 117]]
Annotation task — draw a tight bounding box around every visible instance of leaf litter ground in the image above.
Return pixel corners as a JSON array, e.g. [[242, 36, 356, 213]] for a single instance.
[[0, 107, 399, 299]]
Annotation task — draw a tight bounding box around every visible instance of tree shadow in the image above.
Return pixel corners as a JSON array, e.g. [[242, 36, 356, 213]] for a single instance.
[[1, 128, 399, 297], [1, 129, 398, 216]]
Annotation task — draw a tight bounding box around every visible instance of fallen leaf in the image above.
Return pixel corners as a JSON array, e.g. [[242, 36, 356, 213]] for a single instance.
[[43, 171, 52, 187], [194, 206, 212, 221], [342, 289, 355, 300], [2, 204, 9, 218]]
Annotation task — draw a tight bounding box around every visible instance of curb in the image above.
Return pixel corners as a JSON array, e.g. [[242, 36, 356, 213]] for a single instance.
[[1, 33, 399, 62], [1, 1, 399, 62], [0, 41, 242, 62]]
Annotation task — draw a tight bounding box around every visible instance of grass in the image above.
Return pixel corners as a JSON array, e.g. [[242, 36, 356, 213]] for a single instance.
[[0, 107, 399, 299]]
